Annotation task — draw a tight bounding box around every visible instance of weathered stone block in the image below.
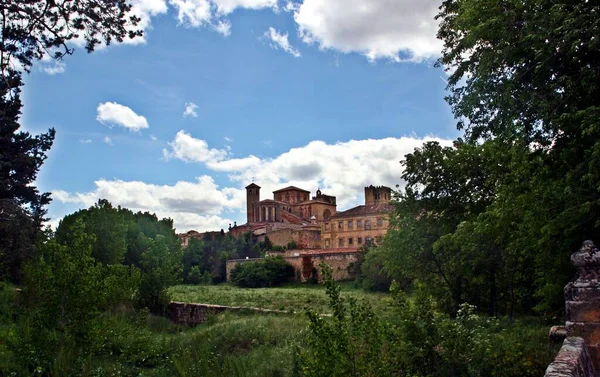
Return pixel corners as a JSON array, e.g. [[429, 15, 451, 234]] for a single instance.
[[565, 283, 600, 302], [545, 337, 595, 377], [566, 322, 600, 347], [566, 300, 600, 322]]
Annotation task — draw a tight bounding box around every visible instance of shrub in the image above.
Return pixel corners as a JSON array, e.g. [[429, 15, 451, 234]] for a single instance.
[[187, 266, 213, 285], [299, 264, 557, 377], [137, 236, 182, 314], [230, 257, 294, 288]]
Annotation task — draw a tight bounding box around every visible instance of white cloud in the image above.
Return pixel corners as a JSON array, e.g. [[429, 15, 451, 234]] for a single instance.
[[104, 136, 113, 145], [163, 130, 229, 163], [283, 0, 299, 12], [169, 0, 212, 27], [54, 133, 453, 232], [168, 0, 277, 33], [125, 0, 170, 44], [52, 177, 241, 232], [211, 0, 278, 15], [294, 0, 442, 62], [43, 61, 66, 75], [183, 102, 199, 117], [163, 131, 453, 210], [96, 102, 150, 132], [214, 19, 232, 36], [79, 139, 92, 144], [224, 136, 232, 142], [150, 135, 158, 141], [264, 27, 301, 57]]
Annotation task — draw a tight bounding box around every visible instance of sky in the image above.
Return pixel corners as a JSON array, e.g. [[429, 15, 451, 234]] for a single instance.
[[21, 0, 459, 232]]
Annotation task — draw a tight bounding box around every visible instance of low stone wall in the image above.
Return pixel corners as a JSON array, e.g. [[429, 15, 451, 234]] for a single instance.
[[168, 302, 288, 326], [545, 241, 600, 376], [546, 337, 594, 377]]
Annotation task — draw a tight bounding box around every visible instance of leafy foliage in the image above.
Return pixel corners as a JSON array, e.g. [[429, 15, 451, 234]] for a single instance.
[[1, 0, 141, 76], [0, 0, 143, 283], [299, 266, 557, 377], [230, 257, 295, 288], [181, 231, 263, 284], [138, 236, 182, 314], [381, 0, 600, 316]]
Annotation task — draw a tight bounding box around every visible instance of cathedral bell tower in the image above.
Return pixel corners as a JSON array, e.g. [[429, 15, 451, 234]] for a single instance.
[[245, 183, 261, 223]]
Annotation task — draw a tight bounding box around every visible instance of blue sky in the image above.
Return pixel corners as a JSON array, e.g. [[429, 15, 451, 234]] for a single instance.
[[20, 0, 458, 232]]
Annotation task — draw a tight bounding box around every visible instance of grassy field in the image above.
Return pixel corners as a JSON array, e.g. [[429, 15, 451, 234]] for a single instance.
[[168, 282, 395, 315]]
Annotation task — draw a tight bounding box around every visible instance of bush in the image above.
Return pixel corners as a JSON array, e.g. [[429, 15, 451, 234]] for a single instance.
[[137, 236, 182, 314], [299, 264, 558, 377], [187, 266, 213, 285], [230, 257, 295, 288]]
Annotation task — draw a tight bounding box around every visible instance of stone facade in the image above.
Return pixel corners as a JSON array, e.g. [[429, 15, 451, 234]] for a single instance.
[[545, 241, 600, 377], [245, 184, 337, 224], [321, 186, 393, 249]]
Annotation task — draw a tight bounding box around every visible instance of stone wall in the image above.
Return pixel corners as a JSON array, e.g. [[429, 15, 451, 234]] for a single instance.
[[168, 302, 287, 326], [262, 227, 322, 249], [545, 337, 595, 377], [545, 241, 600, 376], [226, 250, 358, 283]]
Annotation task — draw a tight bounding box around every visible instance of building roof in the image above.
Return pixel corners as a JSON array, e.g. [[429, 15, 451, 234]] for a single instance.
[[299, 247, 359, 256], [258, 199, 284, 204], [331, 203, 394, 218], [245, 183, 261, 189], [273, 185, 310, 194]]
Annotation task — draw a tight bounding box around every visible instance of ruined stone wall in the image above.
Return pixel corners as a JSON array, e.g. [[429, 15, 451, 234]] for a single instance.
[[545, 241, 600, 377], [168, 302, 287, 326]]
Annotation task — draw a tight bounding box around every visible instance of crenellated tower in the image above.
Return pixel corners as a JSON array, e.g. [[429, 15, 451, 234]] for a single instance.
[[364, 185, 392, 205]]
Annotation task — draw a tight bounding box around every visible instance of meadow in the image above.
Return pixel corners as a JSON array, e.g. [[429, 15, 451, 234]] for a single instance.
[[1, 280, 558, 376], [168, 282, 394, 315]]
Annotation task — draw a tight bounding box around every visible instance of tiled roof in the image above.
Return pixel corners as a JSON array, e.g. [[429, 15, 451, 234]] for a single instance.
[[259, 199, 285, 204], [272, 186, 310, 193], [245, 183, 261, 189], [331, 203, 394, 218]]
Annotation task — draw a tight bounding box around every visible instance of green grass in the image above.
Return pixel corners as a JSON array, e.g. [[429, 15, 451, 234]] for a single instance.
[[168, 282, 395, 315]]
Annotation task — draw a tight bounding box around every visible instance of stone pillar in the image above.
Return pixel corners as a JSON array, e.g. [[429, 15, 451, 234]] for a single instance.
[[566, 240, 600, 369]]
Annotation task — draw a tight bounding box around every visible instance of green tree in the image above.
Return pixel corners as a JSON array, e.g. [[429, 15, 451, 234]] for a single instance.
[[230, 257, 295, 288], [0, 76, 54, 282], [434, 0, 600, 313], [138, 235, 182, 313], [56, 199, 127, 265], [0, 0, 143, 282], [20, 219, 102, 373]]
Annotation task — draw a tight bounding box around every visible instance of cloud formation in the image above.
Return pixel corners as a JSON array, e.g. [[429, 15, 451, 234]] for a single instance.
[[54, 133, 451, 232], [294, 0, 442, 62], [264, 27, 301, 57], [167, 0, 276, 32], [104, 136, 114, 145], [76, 0, 441, 65], [43, 61, 66, 75], [52, 176, 242, 232], [96, 102, 150, 132], [183, 102, 199, 117]]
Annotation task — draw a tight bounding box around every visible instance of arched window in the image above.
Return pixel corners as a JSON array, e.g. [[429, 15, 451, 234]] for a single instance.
[[323, 209, 331, 220], [285, 193, 290, 203]]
